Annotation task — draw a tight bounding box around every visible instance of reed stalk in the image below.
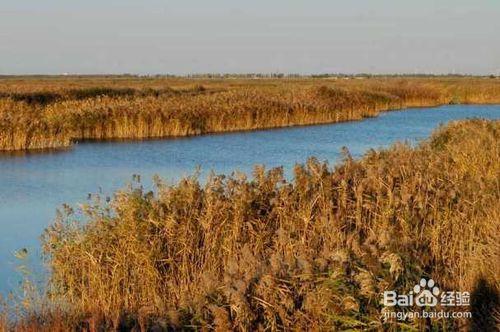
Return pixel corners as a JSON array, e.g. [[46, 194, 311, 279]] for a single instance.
[[3, 119, 497, 330]]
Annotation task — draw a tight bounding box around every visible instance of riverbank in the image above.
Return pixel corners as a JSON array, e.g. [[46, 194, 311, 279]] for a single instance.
[[1, 76, 500, 151], [3, 119, 498, 331]]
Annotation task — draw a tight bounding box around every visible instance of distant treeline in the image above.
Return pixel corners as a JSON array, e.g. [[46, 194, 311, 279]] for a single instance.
[[1, 73, 499, 79]]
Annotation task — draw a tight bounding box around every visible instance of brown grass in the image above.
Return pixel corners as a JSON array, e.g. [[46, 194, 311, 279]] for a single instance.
[[1, 76, 500, 151], [3, 119, 498, 331]]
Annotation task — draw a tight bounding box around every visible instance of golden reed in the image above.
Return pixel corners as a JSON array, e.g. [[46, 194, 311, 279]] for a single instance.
[[1, 76, 500, 151], [3, 119, 498, 331]]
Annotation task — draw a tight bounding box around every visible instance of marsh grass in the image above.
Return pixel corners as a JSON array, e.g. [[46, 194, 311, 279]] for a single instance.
[[1, 77, 500, 151], [3, 119, 498, 331]]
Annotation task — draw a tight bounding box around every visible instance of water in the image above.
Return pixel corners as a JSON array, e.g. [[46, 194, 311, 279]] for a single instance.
[[0, 104, 499, 293]]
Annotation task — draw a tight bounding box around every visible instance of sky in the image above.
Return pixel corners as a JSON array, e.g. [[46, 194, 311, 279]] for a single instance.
[[1, 0, 499, 75]]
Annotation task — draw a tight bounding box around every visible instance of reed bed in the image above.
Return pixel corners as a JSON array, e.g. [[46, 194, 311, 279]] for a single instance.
[[1, 77, 500, 151], [4, 119, 498, 331]]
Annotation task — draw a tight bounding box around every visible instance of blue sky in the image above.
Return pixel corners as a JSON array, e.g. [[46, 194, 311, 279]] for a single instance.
[[1, 0, 499, 75]]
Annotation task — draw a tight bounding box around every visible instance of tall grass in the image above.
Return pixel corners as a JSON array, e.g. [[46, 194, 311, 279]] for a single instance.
[[1, 77, 500, 151], [4, 119, 498, 330]]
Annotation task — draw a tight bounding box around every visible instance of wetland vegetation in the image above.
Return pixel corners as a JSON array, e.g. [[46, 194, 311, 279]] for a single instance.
[[1, 119, 498, 331], [1, 76, 500, 151]]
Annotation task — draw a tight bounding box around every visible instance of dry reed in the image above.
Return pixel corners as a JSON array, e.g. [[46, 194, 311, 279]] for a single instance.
[[1, 76, 500, 151], [3, 119, 498, 331]]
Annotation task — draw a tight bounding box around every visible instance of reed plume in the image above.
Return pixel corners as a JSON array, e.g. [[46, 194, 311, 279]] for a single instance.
[[1, 77, 499, 151], [3, 119, 496, 331]]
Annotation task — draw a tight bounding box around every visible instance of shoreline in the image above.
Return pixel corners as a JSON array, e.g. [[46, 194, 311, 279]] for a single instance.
[[2, 77, 500, 152], [1, 101, 499, 155]]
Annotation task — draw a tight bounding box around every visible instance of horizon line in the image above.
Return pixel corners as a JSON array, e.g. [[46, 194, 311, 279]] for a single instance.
[[1, 72, 499, 78]]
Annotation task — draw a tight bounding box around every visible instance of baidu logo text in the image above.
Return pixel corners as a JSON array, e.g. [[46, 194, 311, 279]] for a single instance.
[[383, 278, 469, 307]]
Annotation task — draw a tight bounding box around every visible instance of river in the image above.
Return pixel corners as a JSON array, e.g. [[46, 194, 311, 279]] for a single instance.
[[0, 104, 499, 293]]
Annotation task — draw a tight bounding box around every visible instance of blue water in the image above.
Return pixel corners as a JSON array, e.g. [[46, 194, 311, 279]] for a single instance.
[[0, 104, 499, 293]]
